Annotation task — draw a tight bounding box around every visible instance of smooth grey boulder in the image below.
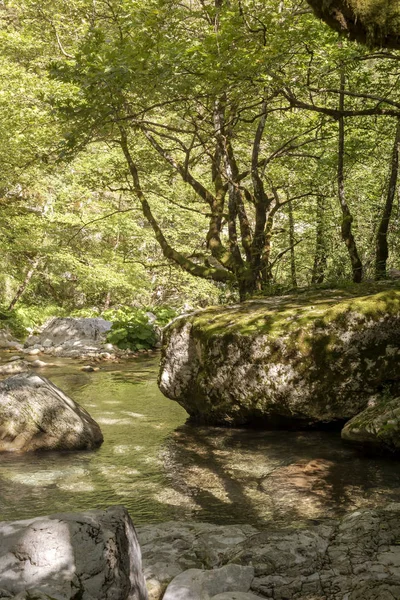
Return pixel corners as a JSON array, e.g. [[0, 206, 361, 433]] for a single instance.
[[0, 506, 148, 600], [0, 372, 103, 452], [341, 395, 400, 453], [24, 318, 112, 357], [159, 287, 400, 426], [162, 565, 254, 600]]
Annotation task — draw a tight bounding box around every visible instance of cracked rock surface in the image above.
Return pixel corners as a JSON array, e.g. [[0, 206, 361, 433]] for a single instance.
[[137, 504, 400, 600], [0, 506, 148, 600]]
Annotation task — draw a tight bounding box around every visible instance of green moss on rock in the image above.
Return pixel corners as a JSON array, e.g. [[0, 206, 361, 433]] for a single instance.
[[160, 285, 400, 427], [342, 395, 400, 452]]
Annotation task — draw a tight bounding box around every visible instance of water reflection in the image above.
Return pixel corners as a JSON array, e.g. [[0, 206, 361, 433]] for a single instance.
[[0, 353, 399, 526]]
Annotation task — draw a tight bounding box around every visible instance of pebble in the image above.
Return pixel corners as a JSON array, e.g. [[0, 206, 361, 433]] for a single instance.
[[31, 359, 48, 368]]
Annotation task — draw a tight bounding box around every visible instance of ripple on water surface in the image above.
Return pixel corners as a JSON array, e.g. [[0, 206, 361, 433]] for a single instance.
[[0, 354, 399, 526]]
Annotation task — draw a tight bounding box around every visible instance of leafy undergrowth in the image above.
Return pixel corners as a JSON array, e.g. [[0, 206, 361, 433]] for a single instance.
[[105, 307, 177, 351]]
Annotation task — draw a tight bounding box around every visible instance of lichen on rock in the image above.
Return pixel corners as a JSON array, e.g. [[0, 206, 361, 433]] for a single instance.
[[159, 286, 400, 427]]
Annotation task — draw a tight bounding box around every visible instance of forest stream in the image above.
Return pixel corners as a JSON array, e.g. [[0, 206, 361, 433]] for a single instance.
[[0, 352, 399, 527]]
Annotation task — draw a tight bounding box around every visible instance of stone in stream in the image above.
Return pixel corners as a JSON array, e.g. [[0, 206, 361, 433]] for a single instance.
[[0, 372, 103, 452], [24, 317, 112, 358], [159, 286, 400, 427], [341, 394, 400, 453], [0, 360, 31, 376], [0, 506, 148, 600]]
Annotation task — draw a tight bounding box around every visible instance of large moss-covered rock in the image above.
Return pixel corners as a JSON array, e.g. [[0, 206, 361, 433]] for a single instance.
[[342, 394, 400, 452], [0, 372, 103, 452], [307, 0, 400, 49], [159, 286, 400, 427]]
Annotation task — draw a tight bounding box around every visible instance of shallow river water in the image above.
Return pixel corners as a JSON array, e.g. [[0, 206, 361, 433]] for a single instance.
[[0, 353, 399, 527]]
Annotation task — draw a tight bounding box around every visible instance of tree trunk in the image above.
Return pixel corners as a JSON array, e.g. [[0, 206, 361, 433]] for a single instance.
[[8, 256, 40, 311], [338, 71, 363, 283], [311, 195, 327, 284], [375, 117, 400, 279], [288, 200, 297, 287]]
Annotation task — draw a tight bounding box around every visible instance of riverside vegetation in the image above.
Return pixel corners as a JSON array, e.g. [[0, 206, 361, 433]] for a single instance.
[[1, 2, 400, 599]]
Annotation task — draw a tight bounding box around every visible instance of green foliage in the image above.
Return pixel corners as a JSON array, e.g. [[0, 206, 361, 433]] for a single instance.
[[0, 304, 67, 339], [105, 308, 157, 351], [105, 306, 177, 350]]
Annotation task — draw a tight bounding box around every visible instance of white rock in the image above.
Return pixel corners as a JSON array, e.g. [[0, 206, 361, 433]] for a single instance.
[[103, 343, 114, 352], [0, 361, 31, 375], [25, 348, 40, 356], [0, 506, 148, 600], [162, 565, 254, 600], [30, 359, 47, 368]]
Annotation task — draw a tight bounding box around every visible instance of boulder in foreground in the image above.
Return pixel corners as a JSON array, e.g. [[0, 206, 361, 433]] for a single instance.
[[0, 372, 103, 452], [159, 286, 400, 427], [0, 506, 148, 600]]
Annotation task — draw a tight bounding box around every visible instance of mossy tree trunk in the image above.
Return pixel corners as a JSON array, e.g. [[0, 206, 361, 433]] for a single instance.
[[311, 195, 327, 284], [338, 71, 363, 283], [8, 256, 41, 311], [375, 117, 400, 280]]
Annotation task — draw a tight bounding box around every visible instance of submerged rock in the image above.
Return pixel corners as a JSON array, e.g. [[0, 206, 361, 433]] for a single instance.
[[24, 317, 112, 357], [0, 506, 148, 600], [0, 372, 103, 452], [159, 287, 400, 427], [342, 395, 400, 453]]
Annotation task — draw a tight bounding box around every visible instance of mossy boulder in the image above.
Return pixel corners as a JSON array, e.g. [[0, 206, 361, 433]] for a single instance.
[[307, 0, 400, 49], [159, 286, 400, 427], [342, 395, 400, 452], [0, 372, 103, 452]]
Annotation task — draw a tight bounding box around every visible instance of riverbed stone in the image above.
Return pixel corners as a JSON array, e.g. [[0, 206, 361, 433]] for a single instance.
[[341, 395, 400, 453], [0, 372, 103, 452], [136, 522, 257, 599], [163, 565, 254, 600], [136, 505, 400, 600], [159, 286, 400, 427], [0, 506, 148, 600], [0, 361, 31, 376]]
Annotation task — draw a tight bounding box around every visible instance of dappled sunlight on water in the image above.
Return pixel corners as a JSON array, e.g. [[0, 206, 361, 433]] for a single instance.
[[0, 353, 399, 526]]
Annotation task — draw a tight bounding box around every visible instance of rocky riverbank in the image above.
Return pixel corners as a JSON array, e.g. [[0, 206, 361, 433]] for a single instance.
[[1, 505, 400, 599]]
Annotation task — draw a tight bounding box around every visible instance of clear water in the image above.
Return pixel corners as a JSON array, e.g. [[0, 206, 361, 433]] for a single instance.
[[0, 352, 399, 526]]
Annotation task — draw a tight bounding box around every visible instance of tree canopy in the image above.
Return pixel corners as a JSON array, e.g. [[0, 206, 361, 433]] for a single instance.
[[0, 0, 399, 319]]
